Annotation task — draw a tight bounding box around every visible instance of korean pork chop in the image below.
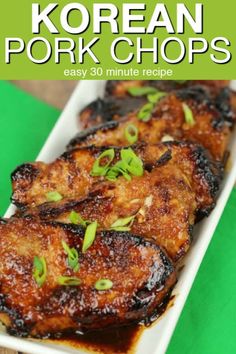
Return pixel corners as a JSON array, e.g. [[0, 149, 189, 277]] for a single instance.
[[79, 81, 235, 130], [105, 80, 230, 98], [72, 86, 235, 162], [0, 217, 176, 337], [11, 142, 221, 261]]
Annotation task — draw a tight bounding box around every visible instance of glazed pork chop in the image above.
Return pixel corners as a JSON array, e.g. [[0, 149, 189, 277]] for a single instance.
[[12, 142, 221, 261], [73, 87, 234, 162], [11, 142, 221, 215], [105, 80, 230, 98], [0, 217, 176, 337], [79, 81, 235, 130]]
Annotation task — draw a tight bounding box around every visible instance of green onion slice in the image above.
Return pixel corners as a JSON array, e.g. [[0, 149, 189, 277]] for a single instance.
[[182, 103, 195, 126], [90, 149, 115, 177], [138, 102, 154, 122], [58, 276, 81, 286], [106, 162, 132, 182], [120, 148, 143, 177], [128, 86, 157, 97], [90, 148, 143, 182], [69, 210, 90, 227], [82, 221, 98, 253], [111, 215, 135, 231], [124, 124, 138, 145], [46, 191, 63, 202], [62, 240, 79, 272], [147, 92, 166, 104], [33, 256, 47, 287], [94, 279, 113, 291]]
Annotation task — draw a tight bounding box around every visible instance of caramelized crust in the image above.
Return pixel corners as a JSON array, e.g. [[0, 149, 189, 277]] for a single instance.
[[11, 142, 221, 214], [73, 87, 234, 162], [21, 165, 196, 261], [80, 81, 235, 132], [79, 96, 146, 129], [0, 218, 176, 337], [105, 80, 230, 98], [12, 142, 221, 261]]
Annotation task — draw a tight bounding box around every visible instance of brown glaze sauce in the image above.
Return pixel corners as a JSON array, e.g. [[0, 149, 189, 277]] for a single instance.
[[47, 295, 176, 354], [49, 325, 143, 354]]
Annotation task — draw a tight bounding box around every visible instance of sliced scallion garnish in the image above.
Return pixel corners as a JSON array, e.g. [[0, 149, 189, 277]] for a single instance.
[[138, 102, 154, 122], [147, 92, 166, 104], [90, 148, 143, 181], [90, 149, 115, 177], [110, 215, 136, 231], [46, 191, 63, 202], [62, 240, 79, 272], [58, 276, 81, 286], [94, 279, 113, 291], [106, 161, 132, 181], [120, 148, 143, 177], [33, 256, 47, 287], [82, 221, 98, 253], [182, 103, 195, 126], [124, 124, 138, 145], [69, 210, 90, 227], [128, 86, 157, 97]]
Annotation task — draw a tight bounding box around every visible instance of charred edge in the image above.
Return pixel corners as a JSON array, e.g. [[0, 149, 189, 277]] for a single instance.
[[191, 145, 222, 199], [163, 140, 222, 215], [188, 224, 194, 242], [101, 97, 145, 120], [80, 98, 113, 123], [195, 203, 216, 221], [0, 293, 31, 337], [157, 249, 175, 281], [10, 198, 27, 211], [11, 163, 39, 184], [175, 86, 211, 105], [80, 96, 147, 127], [63, 142, 147, 163], [44, 221, 86, 235], [212, 88, 235, 129], [67, 120, 120, 149], [80, 98, 131, 126], [163, 140, 223, 191], [100, 229, 164, 253], [17, 213, 35, 221], [105, 80, 124, 96], [144, 150, 172, 172], [0, 218, 7, 225], [176, 85, 235, 130], [142, 287, 176, 326], [36, 196, 95, 219], [62, 144, 120, 161]]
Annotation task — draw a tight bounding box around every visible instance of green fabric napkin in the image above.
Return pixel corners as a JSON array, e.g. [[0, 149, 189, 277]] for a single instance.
[[0, 81, 235, 354], [167, 189, 236, 354], [0, 81, 60, 215]]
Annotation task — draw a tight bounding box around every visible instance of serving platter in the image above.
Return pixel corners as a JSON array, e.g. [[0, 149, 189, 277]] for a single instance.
[[1, 80, 236, 354]]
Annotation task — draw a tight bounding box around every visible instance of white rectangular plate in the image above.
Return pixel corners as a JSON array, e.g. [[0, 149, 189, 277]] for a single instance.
[[1, 80, 236, 354]]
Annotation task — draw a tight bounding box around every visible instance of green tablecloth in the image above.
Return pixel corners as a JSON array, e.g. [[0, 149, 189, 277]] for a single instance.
[[0, 81, 235, 354]]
